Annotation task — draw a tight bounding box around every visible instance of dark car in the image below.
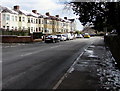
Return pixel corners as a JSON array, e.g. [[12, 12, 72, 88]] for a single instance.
[[45, 35, 60, 43]]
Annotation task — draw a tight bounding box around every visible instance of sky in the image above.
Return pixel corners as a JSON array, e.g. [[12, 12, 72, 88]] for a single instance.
[[0, 0, 84, 30]]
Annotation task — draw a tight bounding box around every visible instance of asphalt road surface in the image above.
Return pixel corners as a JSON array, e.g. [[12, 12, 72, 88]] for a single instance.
[[2, 37, 101, 89]]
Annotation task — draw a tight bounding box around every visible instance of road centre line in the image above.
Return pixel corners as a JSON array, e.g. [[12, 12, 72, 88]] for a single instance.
[[3, 45, 63, 86], [20, 45, 62, 57]]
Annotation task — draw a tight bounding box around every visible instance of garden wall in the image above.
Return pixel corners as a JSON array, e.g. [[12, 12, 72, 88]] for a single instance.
[[1, 35, 33, 43]]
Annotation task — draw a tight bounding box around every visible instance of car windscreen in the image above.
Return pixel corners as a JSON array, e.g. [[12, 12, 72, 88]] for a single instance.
[[56, 35, 61, 37], [62, 35, 66, 37]]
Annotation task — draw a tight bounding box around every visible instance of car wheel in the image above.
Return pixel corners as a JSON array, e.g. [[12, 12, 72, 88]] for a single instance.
[[45, 41, 48, 43], [53, 40, 55, 43]]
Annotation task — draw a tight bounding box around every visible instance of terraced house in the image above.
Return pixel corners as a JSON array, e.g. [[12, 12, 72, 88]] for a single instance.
[[0, 5, 76, 34]]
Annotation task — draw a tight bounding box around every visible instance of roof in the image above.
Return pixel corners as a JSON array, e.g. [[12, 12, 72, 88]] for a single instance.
[[0, 5, 45, 18], [68, 19, 75, 22], [62, 18, 71, 23], [14, 9, 42, 18], [1, 5, 74, 22], [0, 6, 18, 14]]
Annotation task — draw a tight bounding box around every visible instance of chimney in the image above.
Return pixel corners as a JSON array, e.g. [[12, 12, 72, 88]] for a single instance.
[[14, 5, 20, 11], [46, 12, 50, 16], [37, 13, 40, 15], [64, 17, 67, 20], [32, 10, 37, 14], [56, 15, 59, 18]]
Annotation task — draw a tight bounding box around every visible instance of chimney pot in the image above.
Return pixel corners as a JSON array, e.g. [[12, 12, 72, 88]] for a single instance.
[[14, 5, 20, 10], [64, 17, 67, 20], [46, 12, 50, 16], [56, 15, 59, 18], [32, 10, 37, 14]]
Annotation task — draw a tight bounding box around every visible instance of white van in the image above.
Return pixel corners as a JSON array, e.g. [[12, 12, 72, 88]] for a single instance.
[[56, 34, 67, 41], [64, 33, 74, 40]]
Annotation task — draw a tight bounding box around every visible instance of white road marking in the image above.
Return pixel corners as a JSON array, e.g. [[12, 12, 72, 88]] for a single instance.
[[21, 53, 33, 57], [50, 45, 61, 49], [20, 45, 62, 57], [3, 45, 62, 86], [53, 41, 95, 89], [53, 51, 84, 89], [3, 46, 16, 48], [3, 71, 26, 87]]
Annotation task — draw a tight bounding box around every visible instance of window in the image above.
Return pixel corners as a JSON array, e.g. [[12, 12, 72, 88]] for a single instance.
[[45, 20, 47, 24], [61, 23, 63, 26], [36, 19, 38, 24], [15, 27, 17, 30], [34, 19, 35, 23], [28, 18, 30, 23], [23, 27, 25, 30], [42, 20, 44, 24], [45, 30, 47, 32], [53, 21, 55, 25], [63, 23, 65, 26], [12, 16, 14, 21], [50, 21, 52, 25], [19, 27, 21, 30], [3, 26, 5, 28], [31, 18, 33, 23], [31, 27, 33, 32], [39, 19, 41, 24], [23, 17, 25, 22], [12, 26, 14, 29], [34, 27, 35, 32], [42, 27, 43, 30], [19, 17, 21, 21], [39, 27, 41, 31], [36, 28, 38, 32], [28, 27, 30, 31], [7, 26, 9, 29], [15, 16, 17, 21], [42, 27, 44, 32], [6, 15, 10, 20], [2, 14, 5, 20]]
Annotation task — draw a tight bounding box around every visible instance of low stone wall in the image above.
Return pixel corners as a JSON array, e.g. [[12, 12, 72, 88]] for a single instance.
[[104, 35, 120, 68], [1, 35, 33, 43]]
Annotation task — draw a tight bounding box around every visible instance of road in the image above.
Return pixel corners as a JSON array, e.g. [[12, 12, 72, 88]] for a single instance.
[[2, 37, 101, 89]]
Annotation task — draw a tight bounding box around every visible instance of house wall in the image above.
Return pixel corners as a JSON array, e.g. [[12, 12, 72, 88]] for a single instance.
[[1, 12, 18, 30], [1, 6, 76, 35], [0, 12, 1, 28], [38, 18, 44, 33], [18, 14, 28, 30], [44, 18, 52, 34]]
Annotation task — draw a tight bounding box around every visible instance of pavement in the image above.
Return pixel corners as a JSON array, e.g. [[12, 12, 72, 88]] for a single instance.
[[55, 37, 120, 90]]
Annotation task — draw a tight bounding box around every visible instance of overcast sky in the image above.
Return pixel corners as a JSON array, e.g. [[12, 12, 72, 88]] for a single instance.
[[0, 0, 83, 30]]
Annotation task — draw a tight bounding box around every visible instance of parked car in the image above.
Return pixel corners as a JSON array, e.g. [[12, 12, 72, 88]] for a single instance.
[[64, 33, 71, 40], [56, 34, 67, 41], [70, 34, 74, 40], [84, 33, 90, 38], [64, 33, 74, 40], [45, 35, 60, 43], [76, 34, 83, 38], [89, 34, 96, 37]]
